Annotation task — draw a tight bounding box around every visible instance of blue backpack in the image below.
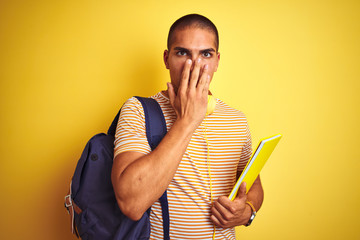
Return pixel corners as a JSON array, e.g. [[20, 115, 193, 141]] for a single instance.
[[64, 97, 169, 240]]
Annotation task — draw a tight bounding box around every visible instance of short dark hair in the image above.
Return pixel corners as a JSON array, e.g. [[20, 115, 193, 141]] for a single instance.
[[167, 14, 219, 52]]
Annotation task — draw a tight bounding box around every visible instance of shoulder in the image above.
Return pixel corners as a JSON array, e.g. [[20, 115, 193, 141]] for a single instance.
[[121, 97, 143, 113], [120, 96, 150, 122], [122, 92, 167, 111]]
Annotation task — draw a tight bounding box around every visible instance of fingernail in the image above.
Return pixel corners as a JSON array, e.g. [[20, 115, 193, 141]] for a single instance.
[[187, 59, 192, 64], [197, 58, 201, 63], [204, 64, 208, 70]]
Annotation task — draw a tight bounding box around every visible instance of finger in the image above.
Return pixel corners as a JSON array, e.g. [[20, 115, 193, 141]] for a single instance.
[[179, 59, 192, 94], [188, 58, 202, 90], [210, 214, 223, 227], [217, 196, 237, 214], [167, 82, 176, 108], [204, 75, 211, 94], [236, 182, 247, 200], [202, 75, 211, 96], [213, 197, 235, 220], [197, 64, 210, 94], [211, 205, 227, 227], [211, 202, 232, 227]]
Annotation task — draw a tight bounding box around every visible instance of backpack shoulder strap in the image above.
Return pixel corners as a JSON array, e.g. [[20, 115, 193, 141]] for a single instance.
[[134, 96, 167, 151], [107, 110, 120, 136]]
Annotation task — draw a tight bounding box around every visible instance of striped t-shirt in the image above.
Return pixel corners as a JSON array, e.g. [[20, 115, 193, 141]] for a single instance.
[[114, 92, 252, 239]]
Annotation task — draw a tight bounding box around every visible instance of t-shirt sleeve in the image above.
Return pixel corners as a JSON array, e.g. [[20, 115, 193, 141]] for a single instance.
[[237, 118, 252, 172], [113, 97, 151, 159]]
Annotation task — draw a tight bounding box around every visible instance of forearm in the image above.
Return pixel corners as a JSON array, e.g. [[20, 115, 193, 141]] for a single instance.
[[112, 119, 194, 220], [246, 176, 264, 212]]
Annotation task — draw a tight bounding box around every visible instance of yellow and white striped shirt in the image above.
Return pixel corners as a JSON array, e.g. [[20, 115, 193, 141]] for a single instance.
[[114, 92, 252, 239]]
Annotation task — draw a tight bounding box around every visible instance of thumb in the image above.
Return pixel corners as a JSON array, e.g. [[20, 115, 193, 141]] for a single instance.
[[236, 182, 247, 200]]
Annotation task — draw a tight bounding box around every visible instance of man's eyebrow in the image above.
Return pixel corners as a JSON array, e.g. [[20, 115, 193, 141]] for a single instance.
[[173, 47, 190, 52], [173, 47, 216, 53], [200, 48, 216, 53]]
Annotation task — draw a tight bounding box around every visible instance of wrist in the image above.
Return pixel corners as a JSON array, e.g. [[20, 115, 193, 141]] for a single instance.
[[173, 117, 199, 134], [240, 202, 252, 226], [244, 201, 257, 227]]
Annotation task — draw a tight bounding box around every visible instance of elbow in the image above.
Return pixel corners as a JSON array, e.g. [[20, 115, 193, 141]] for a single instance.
[[111, 167, 147, 221], [115, 197, 147, 221]]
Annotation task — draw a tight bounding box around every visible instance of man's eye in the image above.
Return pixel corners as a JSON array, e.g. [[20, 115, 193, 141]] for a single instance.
[[176, 51, 187, 56], [202, 52, 212, 58]]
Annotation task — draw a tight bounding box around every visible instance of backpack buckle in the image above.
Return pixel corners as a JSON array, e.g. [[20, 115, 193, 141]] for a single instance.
[[64, 194, 73, 211]]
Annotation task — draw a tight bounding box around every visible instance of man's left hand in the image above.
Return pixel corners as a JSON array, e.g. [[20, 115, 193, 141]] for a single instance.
[[210, 182, 251, 228]]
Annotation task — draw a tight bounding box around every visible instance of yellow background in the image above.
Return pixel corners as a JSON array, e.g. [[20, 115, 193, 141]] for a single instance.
[[1, 0, 359, 239]]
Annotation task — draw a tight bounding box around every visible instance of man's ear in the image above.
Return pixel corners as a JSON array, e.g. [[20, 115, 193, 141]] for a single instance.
[[163, 50, 170, 69], [214, 52, 220, 72]]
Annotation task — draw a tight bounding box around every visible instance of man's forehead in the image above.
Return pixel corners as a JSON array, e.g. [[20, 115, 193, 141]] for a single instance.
[[170, 27, 217, 51]]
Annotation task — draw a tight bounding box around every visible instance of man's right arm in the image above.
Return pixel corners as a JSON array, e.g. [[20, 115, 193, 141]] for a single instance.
[[111, 58, 210, 221]]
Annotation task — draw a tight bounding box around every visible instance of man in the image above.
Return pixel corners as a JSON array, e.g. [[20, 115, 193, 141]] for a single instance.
[[111, 14, 264, 239]]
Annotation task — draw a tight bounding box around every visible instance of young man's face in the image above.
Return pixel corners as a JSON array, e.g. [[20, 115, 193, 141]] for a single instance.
[[164, 27, 220, 93]]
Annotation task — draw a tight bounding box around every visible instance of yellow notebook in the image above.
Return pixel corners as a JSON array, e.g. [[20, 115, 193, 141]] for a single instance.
[[228, 134, 282, 201]]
